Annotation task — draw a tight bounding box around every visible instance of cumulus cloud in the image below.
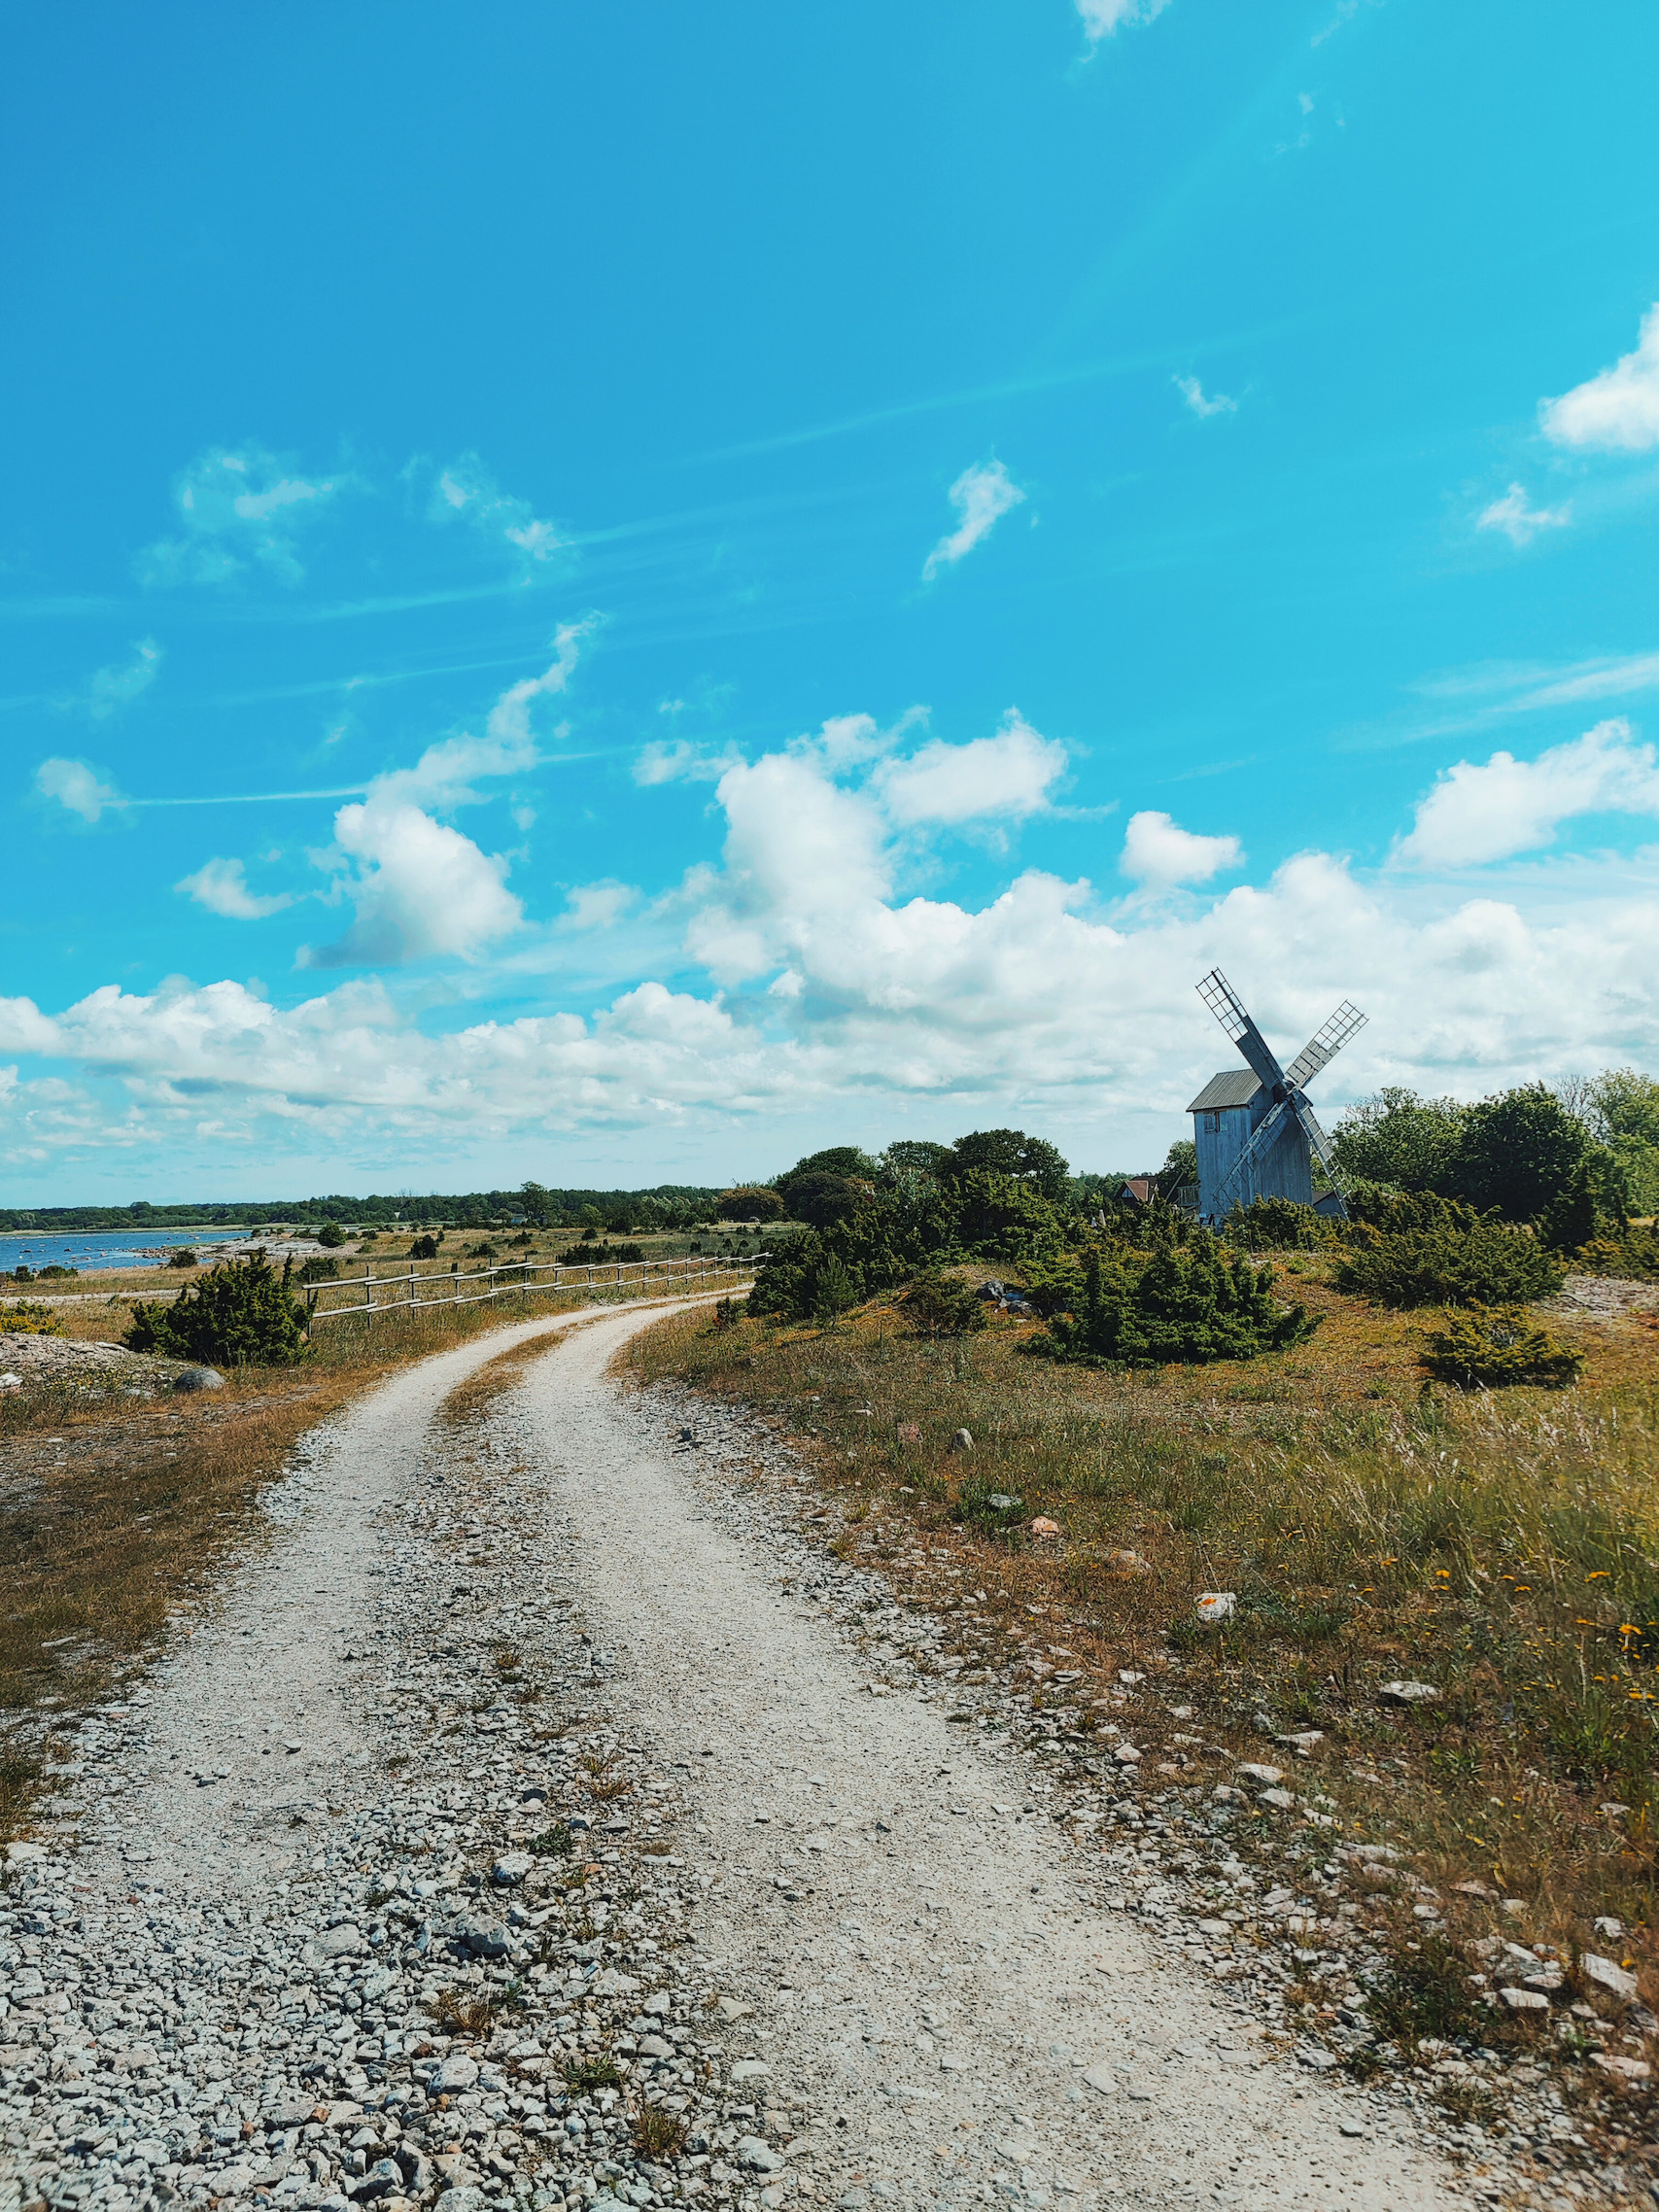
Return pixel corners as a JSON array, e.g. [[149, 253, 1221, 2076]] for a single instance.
[[16, 689, 1659, 1172], [1076, 0, 1172, 42], [136, 446, 339, 587], [1174, 376, 1237, 420], [1541, 304, 1659, 452], [1120, 810, 1243, 886], [1396, 718, 1659, 869], [1476, 483, 1571, 546], [175, 858, 294, 920], [86, 639, 162, 717], [302, 804, 522, 969], [429, 452, 562, 563], [295, 632, 589, 970], [875, 711, 1067, 826], [35, 757, 124, 823], [921, 460, 1026, 581]]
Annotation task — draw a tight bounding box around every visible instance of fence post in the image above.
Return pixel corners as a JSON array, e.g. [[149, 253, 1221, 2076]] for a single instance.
[[408, 1263, 416, 1314], [364, 1265, 371, 1313]]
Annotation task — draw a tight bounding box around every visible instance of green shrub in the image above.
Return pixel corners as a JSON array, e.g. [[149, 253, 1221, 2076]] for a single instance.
[[955, 1483, 1026, 1543], [317, 1221, 347, 1249], [125, 1255, 308, 1367], [1334, 1219, 1564, 1307], [168, 1247, 198, 1269], [1343, 1186, 1484, 1235], [1574, 1227, 1659, 1282], [0, 1298, 67, 1338], [1033, 1235, 1319, 1367], [409, 1233, 439, 1260], [747, 1231, 862, 1324], [295, 1255, 339, 1284], [899, 1268, 988, 1338], [1421, 1303, 1585, 1389], [1223, 1196, 1327, 1249]]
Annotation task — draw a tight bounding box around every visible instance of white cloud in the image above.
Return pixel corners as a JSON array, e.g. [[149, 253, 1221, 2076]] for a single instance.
[[175, 858, 294, 921], [1396, 718, 1659, 869], [875, 711, 1067, 826], [634, 739, 744, 786], [301, 803, 522, 969], [1541, 304, 1659, 452], [921, 460, 1026, 581], [429, 452, 562, 563], [86, 639, 161, 718], [1120, 810, 1243, 885], [1175, 375, 1236, 420], [35, 757, 123, 823], [373, 623, 591, 810], [1076, 0, 1172, 44], [136, 446, 339, 587], [1475, 483, 1571, 546], [563, 881, 637, 931], [294, 635, 589, 969]]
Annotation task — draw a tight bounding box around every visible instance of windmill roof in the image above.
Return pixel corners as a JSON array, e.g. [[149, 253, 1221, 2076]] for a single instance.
[[1188, 1069, 1262, 1113]]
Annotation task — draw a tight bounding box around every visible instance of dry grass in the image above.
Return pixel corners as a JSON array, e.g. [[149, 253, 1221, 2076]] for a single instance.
[[631, 2104, 690, 2159], [427, 1987, 497, 2039], [628, 1269, 1659, 1997]]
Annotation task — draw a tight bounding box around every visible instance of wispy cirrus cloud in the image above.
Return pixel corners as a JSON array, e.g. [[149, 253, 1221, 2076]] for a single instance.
[[1174, 374, 1237, 420], [426, 451, 564, 565], [921, 460, 1026, 582], [136, 446, 342, 588], [86, 638, 162, 717], [1541, 304, 1659, 453], [1076, 0, 1172, 47], [1475, 482, 1572, 546]]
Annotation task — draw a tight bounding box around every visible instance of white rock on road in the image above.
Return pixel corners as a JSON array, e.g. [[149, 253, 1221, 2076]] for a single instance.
[[0, 1297, 1480, 2212]]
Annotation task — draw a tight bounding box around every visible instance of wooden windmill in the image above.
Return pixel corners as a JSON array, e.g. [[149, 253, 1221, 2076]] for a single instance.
[[1188, 968, 1366, 1222]]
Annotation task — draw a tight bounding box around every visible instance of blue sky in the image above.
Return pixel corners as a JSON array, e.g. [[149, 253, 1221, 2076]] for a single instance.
[[5, 0, 1659, 1201]]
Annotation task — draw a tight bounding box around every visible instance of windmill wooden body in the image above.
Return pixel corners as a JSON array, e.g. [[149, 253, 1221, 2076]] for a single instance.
[[1188, 969, 1366, 1222]]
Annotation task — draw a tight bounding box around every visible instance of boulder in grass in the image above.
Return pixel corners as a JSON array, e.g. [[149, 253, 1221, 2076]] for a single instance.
[[1581, 1953, 1640, 2003], [1194, 1591, 1236, 1625], [1378, 1679, 1439, 1706]]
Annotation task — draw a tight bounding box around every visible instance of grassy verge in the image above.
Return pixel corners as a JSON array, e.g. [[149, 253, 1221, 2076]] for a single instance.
[[0, 1281, 696, 1841], [626, 1266, 1659, 2025]]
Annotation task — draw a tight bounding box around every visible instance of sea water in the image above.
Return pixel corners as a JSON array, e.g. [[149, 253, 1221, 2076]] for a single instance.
[[0, 1228, 252, 1276]]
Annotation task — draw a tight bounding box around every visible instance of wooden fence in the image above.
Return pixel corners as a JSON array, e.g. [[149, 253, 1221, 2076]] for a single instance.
[[304, 1252, 760, 1331]]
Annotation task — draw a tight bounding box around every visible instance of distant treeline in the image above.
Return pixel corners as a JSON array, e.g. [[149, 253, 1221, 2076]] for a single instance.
[[0, 1184, 724, 1234]]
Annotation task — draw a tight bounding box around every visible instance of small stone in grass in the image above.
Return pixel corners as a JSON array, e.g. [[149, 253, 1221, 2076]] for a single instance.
[[1498, 1987, 1550, 2012], [949, 1429, 973, 1453], [1030, 1517, 1062, 1536], [1377, 1680, 1439, 1705]]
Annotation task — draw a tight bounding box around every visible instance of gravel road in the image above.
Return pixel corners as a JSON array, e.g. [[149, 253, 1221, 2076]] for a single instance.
[[1, 1300, 1479, 2212]]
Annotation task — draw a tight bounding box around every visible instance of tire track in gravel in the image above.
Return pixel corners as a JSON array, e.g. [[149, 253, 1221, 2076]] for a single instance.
[[511, 1306, 1474, 2212]]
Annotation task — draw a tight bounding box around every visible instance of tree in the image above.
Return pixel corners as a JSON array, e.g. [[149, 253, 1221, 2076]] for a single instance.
[[775, 1146, 879, 1217], [781, 1171, 868, 1229], [718, 1186, 785, 1223], [1585, 1068, 1659, 1216], [881, 1139, 952, 1178], [1450, 1084, 1599, 1224], [1158, 1138, 1197, 1198], [1331, 1088, 1467, 1192], [944, 1128, 1070, 1204]]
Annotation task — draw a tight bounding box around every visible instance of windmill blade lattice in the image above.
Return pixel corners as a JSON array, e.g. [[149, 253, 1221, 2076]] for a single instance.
[[1196, 968, 1286, 1092], [1284, 1000, 1368, 1094]]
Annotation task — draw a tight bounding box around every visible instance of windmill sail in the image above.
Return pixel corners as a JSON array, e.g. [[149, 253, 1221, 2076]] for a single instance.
[[1284, 1000, 1367, 1093], [1196, 968, 1286, 1092]]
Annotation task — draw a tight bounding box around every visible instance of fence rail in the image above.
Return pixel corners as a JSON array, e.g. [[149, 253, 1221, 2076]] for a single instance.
[[304, 1252, 759, 1331]]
